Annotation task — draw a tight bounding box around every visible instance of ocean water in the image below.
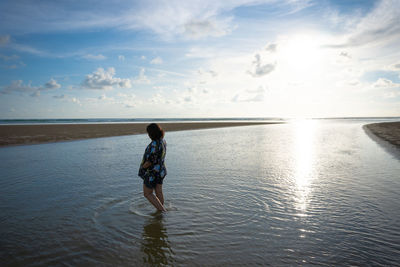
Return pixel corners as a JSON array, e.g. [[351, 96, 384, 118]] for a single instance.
[[0, 117, 285, 125], [0, 119, 399, 265]]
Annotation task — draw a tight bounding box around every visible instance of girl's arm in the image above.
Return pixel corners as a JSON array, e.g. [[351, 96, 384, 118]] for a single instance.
[[142, 161, 152, 169]]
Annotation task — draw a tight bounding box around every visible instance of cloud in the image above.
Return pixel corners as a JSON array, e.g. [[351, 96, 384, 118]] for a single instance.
[[387, 62, 400, 72], [11, 43, 48, 56], [97, 94, 114, 101], [115, 92, 137, 108], [325, 0, 400, 48], [247, 54, 276, 77], [133, 68, 150, 84], [45, 78, 61, 89], [1, 79, 61, 95], [150, 56, 163, 65], [232, 86, 266, 102], [118, 55, 125, 61], [30, 91, 41, 97], [246, 86, 266, 93], [0, 54, 19, 60], [383, 91, 400, 99], [0, 35, 10, 45], [53, 94, 66, 99], [82, 67, 131, 90], [183, 18, 231, 39], [339, 51, 351, 58], [373, 78, 400, 88], [0, 53, 25, 69], [232, 93, 264, 102], [198, 69, 218, 77], [82, 54, 106, 60], [265, 43, 277, 52], [70, 97, 81, 105], [0, 1, 311, 39], [52, 94, 81, 105]]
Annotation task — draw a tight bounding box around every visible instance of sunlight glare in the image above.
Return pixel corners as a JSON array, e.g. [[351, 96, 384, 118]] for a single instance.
[[292, 119, 317, 213], [279, 33, 325, 79]]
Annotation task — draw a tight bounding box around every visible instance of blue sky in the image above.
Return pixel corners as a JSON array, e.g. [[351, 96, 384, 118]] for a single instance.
[[0, 0, 399, 118]]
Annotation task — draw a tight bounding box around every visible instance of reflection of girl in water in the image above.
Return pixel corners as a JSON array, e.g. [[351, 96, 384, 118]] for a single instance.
[[138, 123, 167, 212], [141, 215, 174, 265]]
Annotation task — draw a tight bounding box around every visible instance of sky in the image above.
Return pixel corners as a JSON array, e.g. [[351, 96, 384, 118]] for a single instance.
[[0, 0, 399, 119]]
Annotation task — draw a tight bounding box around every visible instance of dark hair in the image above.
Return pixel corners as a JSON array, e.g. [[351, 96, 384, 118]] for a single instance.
[[146, 123, 164, 140]]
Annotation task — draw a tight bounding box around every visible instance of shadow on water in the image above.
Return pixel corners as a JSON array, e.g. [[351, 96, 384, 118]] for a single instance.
[[141, 212, 174, 266], [363, 125, 400, 160]]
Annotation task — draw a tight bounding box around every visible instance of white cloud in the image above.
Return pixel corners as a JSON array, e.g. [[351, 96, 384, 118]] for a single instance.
[[387, 62, 400, 72], [150, 56, 163, 65], [70, 97, 81, 105], [0, 54, 25, 69], [383, 91, 400, 99], [52, 94, 81, 105], [185, 47, 220, 58], [232, 86, 266, 102], [246, 86, 266, 93], [247, 54, 276, 77], [133, 68, 150, 84], [1, 79, 61, 95], [265, 43, 277, 52], [115, 92, 137, 108], [30, 91, 41, 97], [183, 18, 231, 39], [82, 67, 131, 90], [45, 78, 61, 89], [97, 94, 114, 101], [82, 54, 106, 60], [118, 55, 125, 61], [53, 94, 66, 99], [339, 51, 351, 58], [0, 1, 311, 39], [326, 0, 400, 48], [373, 78, 400, 88], [198, 69, 218, 78]]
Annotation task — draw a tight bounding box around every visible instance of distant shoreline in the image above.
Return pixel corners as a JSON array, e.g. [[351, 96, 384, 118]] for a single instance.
[[0, 122, 282, 147], [364, 122, 400, 148]]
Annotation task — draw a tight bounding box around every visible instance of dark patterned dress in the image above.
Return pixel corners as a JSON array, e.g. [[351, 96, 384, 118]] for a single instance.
[[138, 138, 167, 188]]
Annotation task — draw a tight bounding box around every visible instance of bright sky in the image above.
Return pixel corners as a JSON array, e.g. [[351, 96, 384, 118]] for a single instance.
[[0, 0, 399, 119]]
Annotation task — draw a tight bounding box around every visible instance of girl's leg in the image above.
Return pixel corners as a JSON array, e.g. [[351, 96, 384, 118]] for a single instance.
[[155, 184, 164, 205], [143, 184, 166, 212]]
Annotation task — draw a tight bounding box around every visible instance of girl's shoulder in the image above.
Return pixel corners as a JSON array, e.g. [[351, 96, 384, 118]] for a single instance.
[[161, 138, 167, 147]]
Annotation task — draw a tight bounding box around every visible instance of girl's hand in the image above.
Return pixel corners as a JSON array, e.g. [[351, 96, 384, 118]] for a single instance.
[[142, 161, 152, 169]]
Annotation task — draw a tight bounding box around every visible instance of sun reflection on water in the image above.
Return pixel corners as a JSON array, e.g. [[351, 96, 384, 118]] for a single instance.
[[292, 119, 317, 214]]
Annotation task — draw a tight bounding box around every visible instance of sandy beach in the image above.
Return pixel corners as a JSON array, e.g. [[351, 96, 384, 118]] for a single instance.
[[364, 122, 400, 147], [0, 121, 280, 147]]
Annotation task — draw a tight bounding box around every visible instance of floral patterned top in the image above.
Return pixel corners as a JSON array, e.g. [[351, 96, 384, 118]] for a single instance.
[[138, 138, 167, 181]]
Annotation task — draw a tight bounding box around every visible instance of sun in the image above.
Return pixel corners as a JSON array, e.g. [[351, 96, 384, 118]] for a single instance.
[[278, 33, 326, 79]]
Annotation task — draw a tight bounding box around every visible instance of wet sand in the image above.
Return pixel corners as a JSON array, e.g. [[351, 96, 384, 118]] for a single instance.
[[364, 122, 400, 147], [0, 122, 281, 147]]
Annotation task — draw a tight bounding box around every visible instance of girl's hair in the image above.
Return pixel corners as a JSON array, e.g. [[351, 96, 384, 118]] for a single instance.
[[146, 123, 165, 140]]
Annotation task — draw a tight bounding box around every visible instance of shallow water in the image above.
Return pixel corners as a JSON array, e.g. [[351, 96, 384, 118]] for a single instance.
[[1, 120, 400, 266]]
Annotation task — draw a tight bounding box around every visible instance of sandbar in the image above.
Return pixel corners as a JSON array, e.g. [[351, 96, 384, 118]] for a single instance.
[[0, 121, 281, 147], [364, 122, 400, 147]]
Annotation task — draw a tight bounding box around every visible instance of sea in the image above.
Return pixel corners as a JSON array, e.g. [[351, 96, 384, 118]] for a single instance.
[[0, 118, 399, 266]]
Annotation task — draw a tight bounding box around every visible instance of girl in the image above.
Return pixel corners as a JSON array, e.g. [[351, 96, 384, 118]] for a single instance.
[[138, 123, 167, 212]]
